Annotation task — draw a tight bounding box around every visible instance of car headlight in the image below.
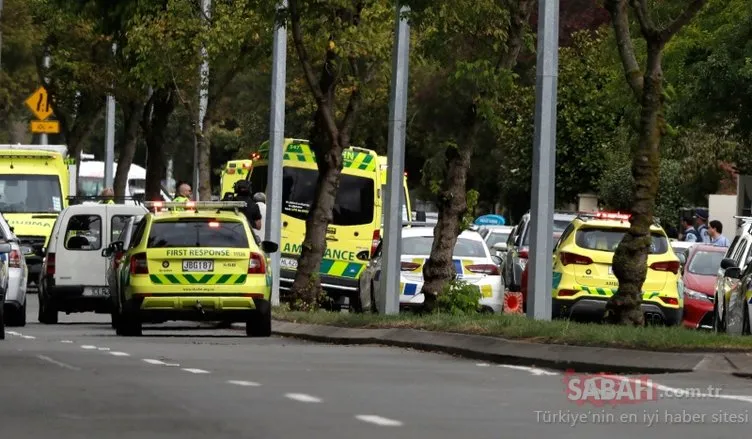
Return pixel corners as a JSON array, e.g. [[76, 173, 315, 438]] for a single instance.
[[685, 289, 712, 302]]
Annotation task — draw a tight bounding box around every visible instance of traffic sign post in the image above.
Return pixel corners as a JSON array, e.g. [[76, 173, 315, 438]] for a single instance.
[[24, 84, 58, 136], [30, 120, 60, 134]]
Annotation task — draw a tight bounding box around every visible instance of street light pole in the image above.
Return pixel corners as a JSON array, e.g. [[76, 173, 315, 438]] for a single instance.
[[194, 0, 211, 200], [104, 43, 117, 190], [526, 0, 560, 321]]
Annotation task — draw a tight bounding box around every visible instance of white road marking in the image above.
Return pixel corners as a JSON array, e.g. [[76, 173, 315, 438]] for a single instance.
[[181, 368, 210, 374], [21, 335, 36, 339], [475, 363, 490, 367], [284, 393, 322, 403], [109, 352, 130, 357], [97, 347, 110, 351], [227, 380, 261, 387], [602, 374, 752, 405], [355, 415, 403, 427], [499, 364, 559, 376], [37, 355, 80, 371], [143, 359, 166, 365], [80, 345, 97, 350], [60, 340, 74, 344], [6, 331, 20, 336]]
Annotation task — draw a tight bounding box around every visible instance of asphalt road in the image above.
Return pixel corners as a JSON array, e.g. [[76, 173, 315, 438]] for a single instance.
[[3, 296, 752, 438]]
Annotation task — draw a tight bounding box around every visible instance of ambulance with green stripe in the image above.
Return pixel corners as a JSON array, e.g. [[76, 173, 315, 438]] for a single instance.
[[247, 138, 411, 308], [110, 200, 279, 337], [219, 158, 254, 198], [551, 211, 683, 325]]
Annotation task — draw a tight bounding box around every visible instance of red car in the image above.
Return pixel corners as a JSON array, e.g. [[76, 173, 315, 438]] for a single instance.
[[682, 244, 727, 329], [519, 231, 563, 312]]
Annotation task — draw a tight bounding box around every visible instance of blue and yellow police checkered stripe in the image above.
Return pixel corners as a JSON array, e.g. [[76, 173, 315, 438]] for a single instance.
[[319, 259, 365, 278]]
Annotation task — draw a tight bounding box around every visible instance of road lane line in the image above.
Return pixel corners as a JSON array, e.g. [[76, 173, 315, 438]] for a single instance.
[[227, 380, 261, 387], [37, 355, 81, 371], [476, 363, 490, 367], [355, 415, 403, 427], [21, 335, 36, 339], [80, 345, 97, 350], [109, 352, 130, 357], [143, 359, 166, 365], [6, 331, 20, 336], [284, 393, 322, 403], [97, 347, 110, 351], [499, 364, 559, 376], [60, 340, 74, 344], [602, 374, 752, 405], [181, 368, 210, 374]]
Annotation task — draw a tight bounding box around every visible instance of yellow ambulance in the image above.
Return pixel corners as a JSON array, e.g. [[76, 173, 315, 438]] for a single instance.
[[0, 144, 71, 286], [246, 138, 411, 309], [219, 158, 254, 198]]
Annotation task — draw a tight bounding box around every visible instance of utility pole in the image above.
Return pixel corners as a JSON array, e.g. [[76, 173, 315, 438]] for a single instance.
[[526, 0, 560, 321], [266, 0, 287, 306], [104, 43, 117, 190], [194, 0, 211, 201], [40, 55, 50, 145], [379, 2, 410, 315], [0, 0, 4, 72]]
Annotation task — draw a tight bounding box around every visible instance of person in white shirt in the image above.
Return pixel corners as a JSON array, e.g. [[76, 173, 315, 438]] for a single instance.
[[253, 192, 266, 241]]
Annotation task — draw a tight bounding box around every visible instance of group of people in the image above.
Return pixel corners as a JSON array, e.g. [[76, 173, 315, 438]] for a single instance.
[[679, 208, 730, 247], [97, 181, 268, 243]]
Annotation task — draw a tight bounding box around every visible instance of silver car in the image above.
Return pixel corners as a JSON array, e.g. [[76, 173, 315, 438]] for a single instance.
[[0, 214, 28, 327]]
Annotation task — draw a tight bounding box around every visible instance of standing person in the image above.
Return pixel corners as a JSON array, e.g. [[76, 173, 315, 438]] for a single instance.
[[99, 188, 115, 204], [695, 208, 710, 243], [173, 182, 192, 202], [708, 220, 731, 247], [253, 192, 266, 241], [231, 181, 262, 242], [681, 216, 699, 242]]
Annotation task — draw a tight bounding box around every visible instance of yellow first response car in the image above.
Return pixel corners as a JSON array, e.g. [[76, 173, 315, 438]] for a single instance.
[[552, 212, 682, 326], [110, 201, 279, 337]]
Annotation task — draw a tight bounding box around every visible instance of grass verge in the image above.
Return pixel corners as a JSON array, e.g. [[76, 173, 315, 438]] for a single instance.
[[273, 308, 752, 352]]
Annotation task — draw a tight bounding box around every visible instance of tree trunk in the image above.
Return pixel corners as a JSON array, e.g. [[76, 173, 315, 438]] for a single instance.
[[197, 120, 212, 200], [420, 120, 479, 311], [141, 88, 175, 201], [605, 46, 664, 326], [113, 101, 144, 198]]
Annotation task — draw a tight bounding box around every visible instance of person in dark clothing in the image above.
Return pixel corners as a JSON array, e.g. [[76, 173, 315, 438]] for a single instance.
[[681, 216, 700, 242], [225, 180, 262, 240]]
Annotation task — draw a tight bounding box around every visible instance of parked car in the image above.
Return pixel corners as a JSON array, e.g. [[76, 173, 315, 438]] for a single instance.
[[103, 214, 145, 328], [479, 225, 515, 257], [712, 219, 752, 332], [0, 213, 28, 326], [358, 227, 505, 313], [0, 239, 15, 339], [38, 203, 147, 324], [681, 244, 726, 329], [670, 240, 697, 269]]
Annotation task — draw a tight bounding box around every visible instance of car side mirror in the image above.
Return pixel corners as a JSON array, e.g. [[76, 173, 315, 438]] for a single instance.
[[721, 258, 737, 270], [261, 240, 279, 254], [491, 255, 502, 266], [101, 247, 112, 257], [726, 266, 742, 279], [677, 253, 686, 267], [0, 242, 11, 254]]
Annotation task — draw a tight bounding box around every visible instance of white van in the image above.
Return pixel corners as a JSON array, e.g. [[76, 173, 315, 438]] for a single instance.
[[77, 161, 172, 203], [37, 203, 147, 323]]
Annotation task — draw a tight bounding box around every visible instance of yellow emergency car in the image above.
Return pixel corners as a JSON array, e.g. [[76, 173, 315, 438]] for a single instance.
[[246, 138, 411, 310], [0, 144, 71, 286], [109, 200, 279, 337], [220, 158, 254, 198], [551, 211, 682, 326]]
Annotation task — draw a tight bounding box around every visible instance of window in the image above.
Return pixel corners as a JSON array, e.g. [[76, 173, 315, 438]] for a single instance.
[[147, 219, 249, 248], [129, 219, 147, 249], [575, 227, 669, 254], [0, 174, 63, 213], [78, 177, 104, 197], [733, 239, 748, 265], [555, 223, 576, 252], [64, 215, 102, 250], [486, 231, 510, 248], [522, 218, 572, 246], [111, 215, 133, 241], [401, 236, 487, 258], [687, 251, 725, 276], [379, 184, 409, 224], [253, 165, 375, 226]]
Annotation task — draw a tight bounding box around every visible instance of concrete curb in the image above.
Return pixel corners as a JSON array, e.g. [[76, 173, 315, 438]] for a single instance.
[[271, 320, 752, 375]]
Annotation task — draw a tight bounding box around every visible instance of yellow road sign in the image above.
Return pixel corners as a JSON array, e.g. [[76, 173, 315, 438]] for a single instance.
[[25, 86, 54, 120], [30, 120, 60, 134]]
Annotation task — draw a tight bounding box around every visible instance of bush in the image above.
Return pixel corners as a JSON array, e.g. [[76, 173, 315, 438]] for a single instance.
[[435, 280, 482, 315]]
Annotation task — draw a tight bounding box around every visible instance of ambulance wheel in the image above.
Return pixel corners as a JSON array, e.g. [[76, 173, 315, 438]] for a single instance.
[[115, 304, 142, 336], [247, 299, 271, 337], [38, 292, 58, 324]]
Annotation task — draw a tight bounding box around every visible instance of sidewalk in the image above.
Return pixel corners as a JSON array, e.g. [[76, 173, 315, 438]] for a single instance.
[[271, 320, 752, 375]]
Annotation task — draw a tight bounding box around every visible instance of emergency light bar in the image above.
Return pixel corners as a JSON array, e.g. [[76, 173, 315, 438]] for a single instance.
[[594, 212, 631, 220], [143, 201, 247, 211]]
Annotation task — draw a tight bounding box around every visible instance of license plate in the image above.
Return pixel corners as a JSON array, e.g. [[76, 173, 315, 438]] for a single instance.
[[280, 257, 298, 269], [83, 287, 109, 296], [183, 260, 214, 272], [608, 265, 614, 275]]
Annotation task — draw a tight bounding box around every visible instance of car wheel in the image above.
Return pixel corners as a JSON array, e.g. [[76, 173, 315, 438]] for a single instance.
[[115, 302, 142, 336], [744, 302, 750, 336], [7, 299, 26, 327], [246, 299, 271, 337], [0, 301, 5, 340], [38, 290, 58, 324]]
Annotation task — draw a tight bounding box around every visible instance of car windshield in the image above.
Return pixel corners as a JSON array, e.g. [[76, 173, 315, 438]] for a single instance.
[[0, 174, 63, 213], [576, 227, 669, 254], [147, 219, 249, 248], [687, 250, 725, 276], [486, 232, 510, 247], [401, 236, 487, 258], [522, 218, 572, 245], [251, 165, 375, 226]]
